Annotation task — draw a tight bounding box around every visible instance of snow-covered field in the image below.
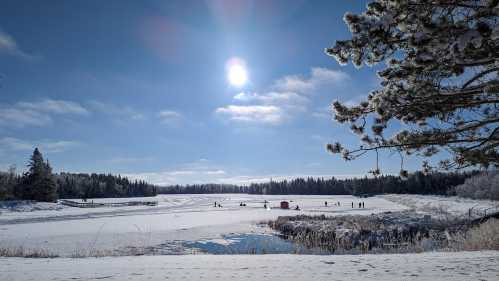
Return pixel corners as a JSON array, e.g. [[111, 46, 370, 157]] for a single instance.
[[1, 194, 498, 280], [2, 251, 498, 281], [0, 194, 496, 257], [381, 194, 499, 218]]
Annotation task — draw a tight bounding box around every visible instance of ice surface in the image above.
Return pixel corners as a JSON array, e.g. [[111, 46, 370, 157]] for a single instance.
[[0, 194, 496, 257]]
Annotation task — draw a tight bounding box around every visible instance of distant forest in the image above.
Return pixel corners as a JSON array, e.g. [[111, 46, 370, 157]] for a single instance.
[[0, 148, 481, 201], [56, 173, 157, 199], [159, 171, 479, 196], [0, 149, 157, 201], [0, 171, 158, 201]]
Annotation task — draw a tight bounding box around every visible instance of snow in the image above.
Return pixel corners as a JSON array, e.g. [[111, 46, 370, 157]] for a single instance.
[[0, 194, 496, 257], [381, 194, 499, 218], [1, 251, 498, 281]]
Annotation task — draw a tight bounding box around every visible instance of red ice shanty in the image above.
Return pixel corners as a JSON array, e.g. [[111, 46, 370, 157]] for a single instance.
[[280, 201, 289, 209]]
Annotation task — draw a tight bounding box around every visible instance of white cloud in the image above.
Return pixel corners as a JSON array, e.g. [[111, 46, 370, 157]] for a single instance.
[[0, 29, 38, 60], [157, 110, 182, 125], [217, 67, 348, 125], [88, 101, 145, 121], [310, 67, 350, 84], [124, 169, 228, 185], [123, 156, 362, 186], [0, 137, 80, 153], [0, 107, 52, 127], [204, 170, 226, 175], [234, 91, 308, 111], [168, 170, 195, 176], [273, 67, 349, 93], [0, 99, 89, 128], [18, 99, 89, 115], [216, 105, 283, 124], [124, 159, 230, 185], [125, 170, 363, 186]]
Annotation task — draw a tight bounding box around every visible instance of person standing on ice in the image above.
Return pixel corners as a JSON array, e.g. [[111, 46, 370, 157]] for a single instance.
[[358, 202, 362, 208], [362, 202, 365, 208], [214, 201, 217, 207], [324, 201, 328, 207], [351, 202, 354, 208]]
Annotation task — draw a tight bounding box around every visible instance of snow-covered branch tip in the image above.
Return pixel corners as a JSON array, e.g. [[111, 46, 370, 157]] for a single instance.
[[325, 0, 499, 172]]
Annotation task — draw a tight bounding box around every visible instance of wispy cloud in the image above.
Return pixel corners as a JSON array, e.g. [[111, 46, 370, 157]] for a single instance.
[[216, 67, 348, 125], [0, 99, 89, 128], [234, 91, 309, 112], [124, 158, 229, 185], [215, 105, 283, 125], [88, 101, 145, 121], [0, 29, 39, 60], [0, 137, 81, 153], [124, 169, 229, 185], [17, 100, 89, 115], [203, 169, 226, 175], [157, 110, 182, 125], [0, 107, 52, 127], [125, 169, 361, 186], [213, 174, 362, 186], [273, 67, 349, 93]]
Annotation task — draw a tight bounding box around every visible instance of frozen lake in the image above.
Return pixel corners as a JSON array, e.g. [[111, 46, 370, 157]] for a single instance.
[[0, 194, 496, 257]]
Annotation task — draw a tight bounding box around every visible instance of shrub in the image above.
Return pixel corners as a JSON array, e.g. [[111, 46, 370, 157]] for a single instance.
[[451, 218, 499, 251], [453, 172, 499, 200]]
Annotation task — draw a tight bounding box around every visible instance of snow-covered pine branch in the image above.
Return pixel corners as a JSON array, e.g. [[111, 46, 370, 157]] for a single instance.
[[326, 0, 499, 172]]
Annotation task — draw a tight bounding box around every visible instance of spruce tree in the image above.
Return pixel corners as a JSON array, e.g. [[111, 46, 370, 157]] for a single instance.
[[18, 148, 58, 202]]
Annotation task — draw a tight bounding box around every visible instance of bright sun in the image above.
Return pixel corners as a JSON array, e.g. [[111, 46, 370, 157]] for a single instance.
[[227, 58, 248, 87]]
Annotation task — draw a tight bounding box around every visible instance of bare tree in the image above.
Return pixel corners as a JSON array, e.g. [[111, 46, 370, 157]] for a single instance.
[[326, 0, 499, 174]]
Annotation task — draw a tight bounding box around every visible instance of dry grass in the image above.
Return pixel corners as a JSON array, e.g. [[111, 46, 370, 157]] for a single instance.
[[268, 212, 490, 254], [0, 246, 59, 258], [450, 218, 499, 251]]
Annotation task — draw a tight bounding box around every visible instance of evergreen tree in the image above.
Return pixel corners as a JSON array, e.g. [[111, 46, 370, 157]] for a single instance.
[[17, 148, 58, 202]]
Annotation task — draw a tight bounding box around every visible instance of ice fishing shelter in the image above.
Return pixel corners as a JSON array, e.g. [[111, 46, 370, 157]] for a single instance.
[[280, 201, 289, 209]]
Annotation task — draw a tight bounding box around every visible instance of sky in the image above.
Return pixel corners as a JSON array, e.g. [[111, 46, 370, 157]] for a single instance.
[[0, 0, 432, 185]]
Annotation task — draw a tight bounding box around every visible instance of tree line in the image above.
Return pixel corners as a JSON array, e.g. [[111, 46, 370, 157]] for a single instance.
[[0, 148, 481, 202], [159, 171, 478, 196], [0, 148, 157, 202]]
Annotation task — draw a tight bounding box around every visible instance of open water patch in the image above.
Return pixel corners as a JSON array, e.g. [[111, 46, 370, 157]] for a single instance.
[[183, 233, 332, 254]]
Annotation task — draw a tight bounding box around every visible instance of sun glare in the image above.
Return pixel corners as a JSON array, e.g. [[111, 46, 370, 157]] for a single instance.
[[226, 58, 248, 87]]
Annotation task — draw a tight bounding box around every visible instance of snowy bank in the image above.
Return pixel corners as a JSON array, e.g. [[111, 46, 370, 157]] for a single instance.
[[1, 251, 498, 281]]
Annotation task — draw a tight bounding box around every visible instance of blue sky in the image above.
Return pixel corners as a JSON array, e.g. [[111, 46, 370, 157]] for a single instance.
[[0, 0, 429, 185]]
